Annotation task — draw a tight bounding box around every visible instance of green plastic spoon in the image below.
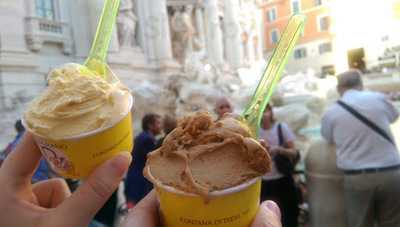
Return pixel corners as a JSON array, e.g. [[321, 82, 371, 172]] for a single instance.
[[80, 0, 121, 80], [241, 14, 306, 137]]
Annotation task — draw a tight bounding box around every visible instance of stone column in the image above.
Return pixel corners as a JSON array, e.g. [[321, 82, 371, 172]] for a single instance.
[[136, 0, 148, 56], [25, 0, 36, 17], [204, 0, 224, 67], [223, 0, 242, 68], [57, 0, 73, 54], [254, 7, 264, 61], [247, 33, 255, 64], [87, 0, 119, 54], [195, 5, 206, 49], [0, 0, 40, 111], [0, 0, 30, 53], [88, 0, 104, 42], [67, 1, 91, 58], [137, 0, 174, 66], [109, 27, 120, 53], [0, 0, 37, 69]]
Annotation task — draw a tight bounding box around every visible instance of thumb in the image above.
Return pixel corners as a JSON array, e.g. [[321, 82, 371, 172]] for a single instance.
[[123, 190, 160, 227], [251, 201, 282, 227], [57, 152, 132, 226]]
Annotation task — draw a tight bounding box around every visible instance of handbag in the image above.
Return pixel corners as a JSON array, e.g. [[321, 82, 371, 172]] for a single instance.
[[274, 123, 300, 176]]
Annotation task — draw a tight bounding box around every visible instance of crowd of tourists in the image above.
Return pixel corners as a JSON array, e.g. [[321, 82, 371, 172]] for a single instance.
[[1, 69, 399, 227]]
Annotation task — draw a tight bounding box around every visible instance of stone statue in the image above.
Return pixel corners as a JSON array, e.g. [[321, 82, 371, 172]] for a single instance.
[[239, 0, 257, 65], [117, 0, 138, 48], [170, 6, 184, 61], [170, 5, 195, 63]]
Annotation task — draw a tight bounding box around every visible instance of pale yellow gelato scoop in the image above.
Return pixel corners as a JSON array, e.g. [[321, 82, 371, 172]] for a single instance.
[[24, 63, 131, 140]]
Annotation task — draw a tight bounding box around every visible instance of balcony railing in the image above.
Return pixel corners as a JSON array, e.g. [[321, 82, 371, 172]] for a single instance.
[[25, 16, 72, 54]]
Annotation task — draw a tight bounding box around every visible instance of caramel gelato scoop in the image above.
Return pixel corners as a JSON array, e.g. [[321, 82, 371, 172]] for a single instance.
[[24, 63, 131, 140], [144, 112, 271, 197]]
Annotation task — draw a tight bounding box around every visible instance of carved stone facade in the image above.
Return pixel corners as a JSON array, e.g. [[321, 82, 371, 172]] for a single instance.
[[166, 0, 264, 70], [117, 0, 138, 48], [0, 0, 264, 147], [25, 17, 72, 54]]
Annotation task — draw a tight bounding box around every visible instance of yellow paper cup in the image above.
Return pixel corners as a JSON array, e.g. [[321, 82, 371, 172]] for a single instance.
[[155, 177, 261, 227], [23, 94, 134, 179]]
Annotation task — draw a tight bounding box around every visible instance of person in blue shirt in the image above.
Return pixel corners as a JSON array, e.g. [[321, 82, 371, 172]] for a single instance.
[[31, 159, 52, 183], [0, 120, 25, 167], [125, 113, 162, 205], [1, 119, 52, 183]]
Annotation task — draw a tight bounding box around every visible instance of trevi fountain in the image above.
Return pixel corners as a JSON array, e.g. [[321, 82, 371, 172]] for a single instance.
[[1, 0, 400, 156]]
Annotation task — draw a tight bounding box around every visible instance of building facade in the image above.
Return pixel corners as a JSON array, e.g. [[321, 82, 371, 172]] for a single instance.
[[261, 0, 400, 76]]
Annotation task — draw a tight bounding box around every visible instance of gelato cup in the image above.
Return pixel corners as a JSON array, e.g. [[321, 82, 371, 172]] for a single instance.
[[22, 94, 133, 179], [144, 112, 271, 227], [152, 173, 261, 227]]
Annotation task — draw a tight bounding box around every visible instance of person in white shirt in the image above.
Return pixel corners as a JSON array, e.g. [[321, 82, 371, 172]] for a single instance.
[[321, 69, 400, 227], [259, 104, 300, 227]]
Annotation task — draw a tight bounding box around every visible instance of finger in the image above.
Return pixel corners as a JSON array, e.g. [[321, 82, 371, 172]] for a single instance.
[[259, 139, 267, 148], [259, 139, 271, 151], [2, 133, 42, 187], [123, 190, 160, 227], [251, 201, 282, 227], [32, 178, 71, 208], [57, 152, 131, 226]]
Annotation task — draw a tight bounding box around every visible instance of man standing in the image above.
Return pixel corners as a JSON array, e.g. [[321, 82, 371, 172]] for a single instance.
[[321, 69, 400, 227], [156, 115, 177, 148], [214, 96, 234, 120], [125, 113, 162, 205]]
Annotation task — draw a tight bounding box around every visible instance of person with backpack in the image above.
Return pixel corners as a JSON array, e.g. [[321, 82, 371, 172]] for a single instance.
[[259, 104, 300, 227], [321, 69, 400, 227]]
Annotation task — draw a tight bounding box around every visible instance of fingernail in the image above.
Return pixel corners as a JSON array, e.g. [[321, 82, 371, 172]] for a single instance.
[[110, 152, 132, 177], [265, 201, 281, 219]]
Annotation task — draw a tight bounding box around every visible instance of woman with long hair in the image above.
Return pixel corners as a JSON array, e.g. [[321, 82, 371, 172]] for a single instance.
[[259, 104, 300, 227]]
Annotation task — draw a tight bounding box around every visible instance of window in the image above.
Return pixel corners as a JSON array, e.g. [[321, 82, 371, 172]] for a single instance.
[[318, 16, 330, 31], [294, 48, 307, 59], [35, 0, 55, 20], [270, 29, 279, 44], [381, 35, 389, 42], [291, 0, 301, 14], [321, 65, 335, 76], [314, 0, 323, 6], [266, 8, 277, 22], [319, 42, 332, 54]]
